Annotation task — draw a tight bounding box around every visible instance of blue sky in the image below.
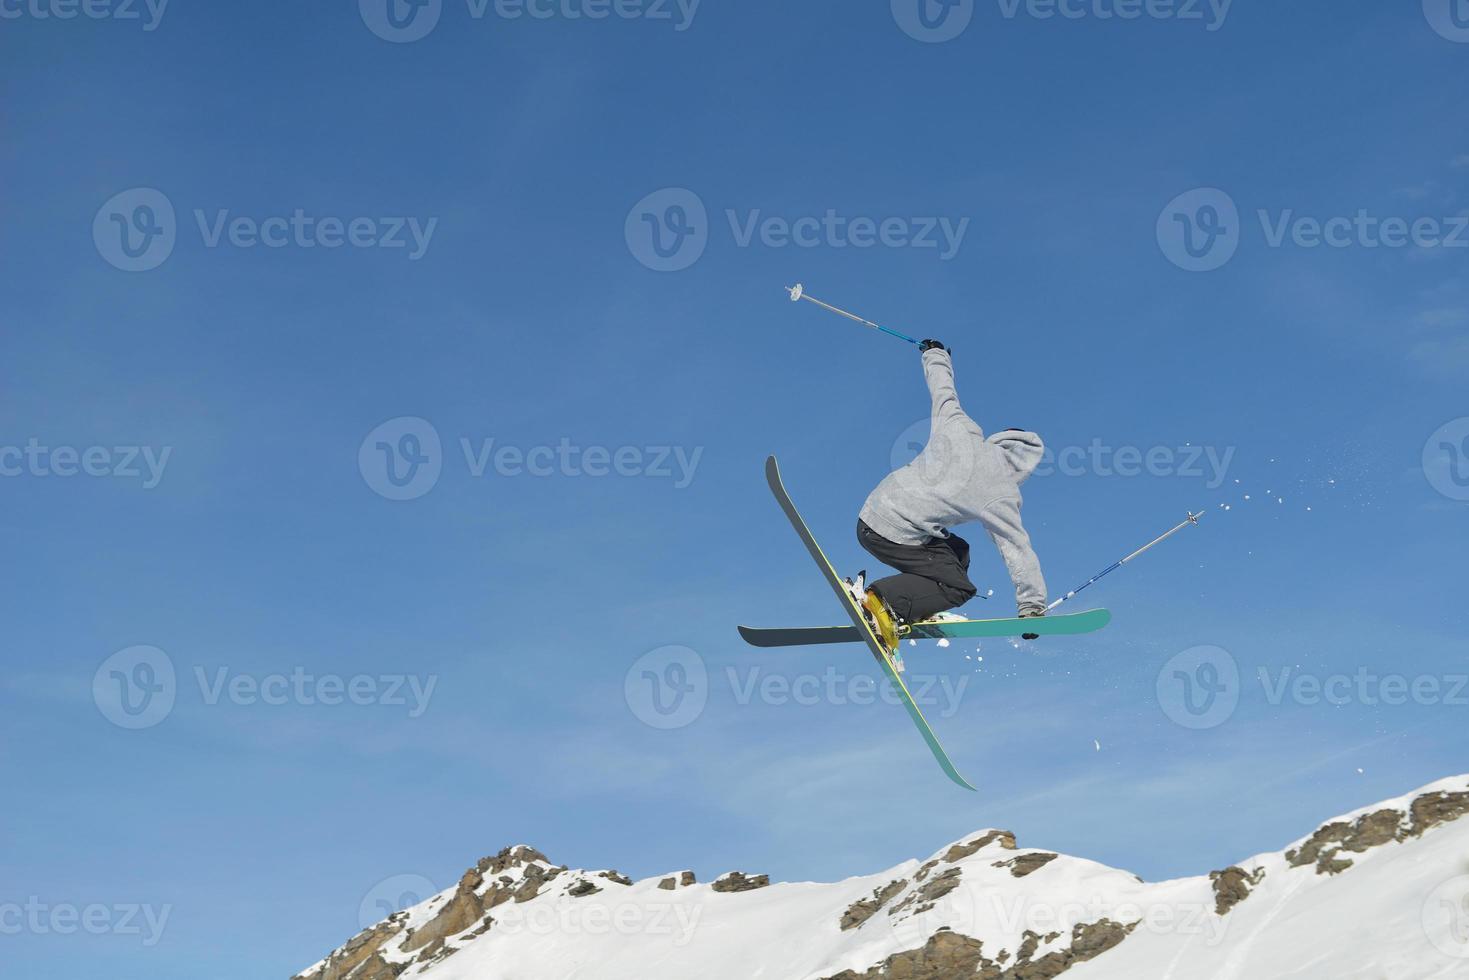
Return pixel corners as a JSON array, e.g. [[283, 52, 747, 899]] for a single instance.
[[3, 1, 1468, 977]]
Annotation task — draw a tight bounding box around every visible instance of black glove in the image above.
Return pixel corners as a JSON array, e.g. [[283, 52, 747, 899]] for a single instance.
[[918, 339, 947, 354]]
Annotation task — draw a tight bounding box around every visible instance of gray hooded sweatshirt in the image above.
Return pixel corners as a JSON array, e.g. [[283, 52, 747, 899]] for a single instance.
[[859, 348, 1048, 614]]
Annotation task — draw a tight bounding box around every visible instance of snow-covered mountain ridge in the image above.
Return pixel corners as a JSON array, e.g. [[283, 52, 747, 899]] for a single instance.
[[295, 776, 1469, 980]]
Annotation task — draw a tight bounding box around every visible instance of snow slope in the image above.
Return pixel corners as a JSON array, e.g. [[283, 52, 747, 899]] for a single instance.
[[295, 776, 1469, 980]]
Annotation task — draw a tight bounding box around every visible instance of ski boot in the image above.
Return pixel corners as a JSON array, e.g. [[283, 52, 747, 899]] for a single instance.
[[1019, 608, 1045, 641], [843, 572, 904, 671]]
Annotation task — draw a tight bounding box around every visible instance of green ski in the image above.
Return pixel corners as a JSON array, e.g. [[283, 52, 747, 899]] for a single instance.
[[759, 455, 976, 792], [739, 608, 1111, 649]]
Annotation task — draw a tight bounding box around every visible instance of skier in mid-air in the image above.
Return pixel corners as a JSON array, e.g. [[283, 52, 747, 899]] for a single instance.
[[848, 339, 1048, 648]]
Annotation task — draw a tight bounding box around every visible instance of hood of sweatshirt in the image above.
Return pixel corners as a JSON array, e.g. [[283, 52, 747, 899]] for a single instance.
[[986, 429, 1045, 483]]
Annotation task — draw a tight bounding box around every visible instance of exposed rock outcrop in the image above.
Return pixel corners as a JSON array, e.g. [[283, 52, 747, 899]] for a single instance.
[[1407, 790, 1469, 837], [994, 852, 1059, 879], [1285, 792, 1469, 876], [657, 871, 697, 891], [825, 929, 990, 980], [890, 868, 963, 917], [1004, 919, 1137, 979], [401, 870, 487, 954], [711, 871, 769, 893], [1209, 865, 1267, 915], [945, 830, 1018, 863], [825, 918, 1136, 980], [840, 878, 908, 931]]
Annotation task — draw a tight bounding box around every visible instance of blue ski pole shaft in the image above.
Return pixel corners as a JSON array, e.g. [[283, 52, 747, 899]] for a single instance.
[[1047, 511, 1205, 612], [786, 283, 921, 346]]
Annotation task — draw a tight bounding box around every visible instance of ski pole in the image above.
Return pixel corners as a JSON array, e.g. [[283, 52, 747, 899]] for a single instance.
[[786, 283, 921, 347], [1047, 511, 1205, 612]]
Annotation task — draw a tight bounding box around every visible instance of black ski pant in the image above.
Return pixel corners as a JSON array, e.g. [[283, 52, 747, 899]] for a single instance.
[[857, 520, 978, 624]]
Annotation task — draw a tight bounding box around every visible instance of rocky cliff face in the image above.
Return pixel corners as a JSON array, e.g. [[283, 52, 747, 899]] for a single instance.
[[296, 776, 1469, 980]]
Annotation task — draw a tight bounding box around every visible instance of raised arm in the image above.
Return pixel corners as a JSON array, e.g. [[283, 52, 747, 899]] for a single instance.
[[982, 498, 1048, 616], [920, 343, 966, 429]]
